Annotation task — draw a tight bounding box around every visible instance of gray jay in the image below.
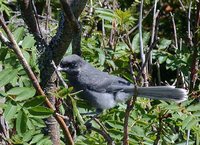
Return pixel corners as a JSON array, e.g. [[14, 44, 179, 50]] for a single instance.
[[58, 54, 188, 110]]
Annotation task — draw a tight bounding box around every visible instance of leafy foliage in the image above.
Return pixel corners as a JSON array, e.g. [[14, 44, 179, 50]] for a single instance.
[[0, 0, 199, 145]]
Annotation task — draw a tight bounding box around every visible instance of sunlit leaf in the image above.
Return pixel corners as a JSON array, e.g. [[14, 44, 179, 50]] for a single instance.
[[28, 106, 53, 118], [0, 68, 18, 87], [16, 109, 27, 134], [23, 96, 46, 108], [7, 87, 36, 101]]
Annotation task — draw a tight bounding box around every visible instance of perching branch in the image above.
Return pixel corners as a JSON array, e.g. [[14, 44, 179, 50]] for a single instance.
[[123, 55, 138, 145]]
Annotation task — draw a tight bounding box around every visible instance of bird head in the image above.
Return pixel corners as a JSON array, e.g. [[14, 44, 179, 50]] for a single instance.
[[58, 54, 85, 75]]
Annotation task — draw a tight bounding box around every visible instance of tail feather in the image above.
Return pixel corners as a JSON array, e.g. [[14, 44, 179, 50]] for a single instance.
[[137, 86, 188, 103]]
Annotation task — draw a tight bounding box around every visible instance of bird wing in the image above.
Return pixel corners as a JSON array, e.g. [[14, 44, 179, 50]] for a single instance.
[[79, 64, 133, 93], [86, 72, 133, 93]]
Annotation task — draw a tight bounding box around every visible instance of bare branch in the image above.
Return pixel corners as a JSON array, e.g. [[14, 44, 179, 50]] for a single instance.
[[127, 6, 154, 36], [170, 12, 178, 49], [0, 31, 12, 48], [123, 55, 138, 145], [153, 113, 163, 145], [188, 1, 193, 46], [17, 0, 42, 40], [90, 126, 115, 145], [149, 0, 159, 66], [178, 0, 186, 11], [186, 129, 190, 145], [50, 0, 87, 64], [52, 61, 68, 89], [189, 1, 200, 92], [60, 0, 80, 32], [93, 118, 114, 145]]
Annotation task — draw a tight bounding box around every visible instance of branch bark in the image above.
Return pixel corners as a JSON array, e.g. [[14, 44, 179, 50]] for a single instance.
[[17, 0, 88, 144], [189, 1, 200, 92]]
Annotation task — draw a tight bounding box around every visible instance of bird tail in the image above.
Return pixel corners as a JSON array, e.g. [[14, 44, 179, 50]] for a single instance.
[[137, 86, 188, 103]]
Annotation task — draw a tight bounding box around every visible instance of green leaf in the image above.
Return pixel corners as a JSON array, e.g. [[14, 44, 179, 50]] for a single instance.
[[185, 118, 198, 129], [23, 96, 46, 108], [37, 136, 52, 145], [131, 126, 145, 137], [13, 27, 24, 43], [98, 49, 105, 65], [0, 47, 8, 61], [30, 134, 44, 144], [22, 35, 36, 49], [28, 106, 53, 118], [182, 116, 193, 129], [187, 103, 200, 112], [106, 60, 116, 70], [30, 118, 46, 127], [22, 49, 30, 63], [132, 33, 140, 53], [142, 32, 150, 47], [159, 39, 172, 49], [193, 111, 200, 117], [4, 101, 18, 121], [161, 103, 180, 110], [7, 87, 36, 101], [0, 91, 7, 98], [96, 8, 115, 22], [0, 68, 18, 87], [16, 109, 27, 134], [22, 130, 35, 142], [158, 55, 168, 64]]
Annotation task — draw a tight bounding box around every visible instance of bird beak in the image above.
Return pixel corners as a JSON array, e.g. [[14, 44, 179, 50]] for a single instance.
[[57, 66, 64, 71]]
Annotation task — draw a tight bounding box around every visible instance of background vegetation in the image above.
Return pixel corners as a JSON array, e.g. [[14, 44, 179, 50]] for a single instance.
[[0, 0, 199, 145]]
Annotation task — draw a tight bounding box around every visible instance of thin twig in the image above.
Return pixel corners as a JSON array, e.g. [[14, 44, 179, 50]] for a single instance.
[[189, 1, 200, 92], [126, 5, 154, 36], [139, 38, 159, 77], [156, 62, 161, 85], [123, 85, 137, 145], [186, 129, 190, 145], [178, 0, 186, 11], [0, 31, 12, 48], [45, 0, 51, 42], [153, 113, 163, 145], [17, 0, 41, 39], [150, 0, 159, 66], [102, 19, 106, 48], [139, 0, 144, 65], [0, 16, 74, 145], [138, 0, 149, 87], [90, 126, 114, 145], [93, 118, 114, 145], [123, 55, 138, 145], [188, 1, 193, 47], [170, 12, 178, 49], [31, 0, 44, 39], [52, 61, 68, 89]]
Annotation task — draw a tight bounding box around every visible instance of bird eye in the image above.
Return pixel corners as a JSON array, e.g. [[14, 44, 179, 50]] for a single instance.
[[68, 62, 77, 68]]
